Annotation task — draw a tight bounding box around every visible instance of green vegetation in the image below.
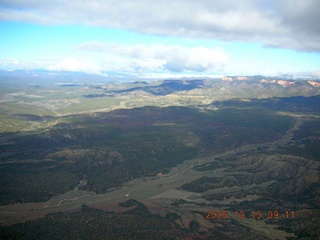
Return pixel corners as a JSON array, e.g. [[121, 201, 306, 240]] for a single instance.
[[0, 105, 293, 204], [194, 108, 293, 155], [58, 97, 121, 115], [0, 199, 279, 240], [276, 209, 320, 239], [214, 95, 320, 113], [0, 201, 191, 240], [189, 220, 200, 232], [279, 118, 320, 161], [0, 171, 78, 204]]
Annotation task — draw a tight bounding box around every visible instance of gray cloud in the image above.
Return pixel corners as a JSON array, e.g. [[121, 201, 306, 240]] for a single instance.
[[1, 0, 319, 52]]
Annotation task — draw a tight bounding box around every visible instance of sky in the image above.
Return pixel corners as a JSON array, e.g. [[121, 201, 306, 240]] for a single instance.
[[0, 0, 320, 79]]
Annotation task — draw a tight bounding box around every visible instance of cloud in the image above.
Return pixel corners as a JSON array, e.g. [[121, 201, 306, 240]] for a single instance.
[[0, 59, 45, 70], [162, 46, 227, 72], [1, 0, 320, 52], [46, 57, 102, 74], [0, 59, 23, 66], [291, 70, 320, 79], [78, 43, 228, 73]]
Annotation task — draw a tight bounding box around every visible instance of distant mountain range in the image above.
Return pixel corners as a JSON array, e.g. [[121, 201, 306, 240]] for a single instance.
[[1, 69, 319, 114], [1, 69, 319, 83]]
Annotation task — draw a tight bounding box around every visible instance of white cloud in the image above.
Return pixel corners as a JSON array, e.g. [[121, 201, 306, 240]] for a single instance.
[[0, 59, 45, 70], [0, 59, 22, 66], [1, 0, 319, 52], [78, 43, 228, 74], [46, 57, 102, 74]]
